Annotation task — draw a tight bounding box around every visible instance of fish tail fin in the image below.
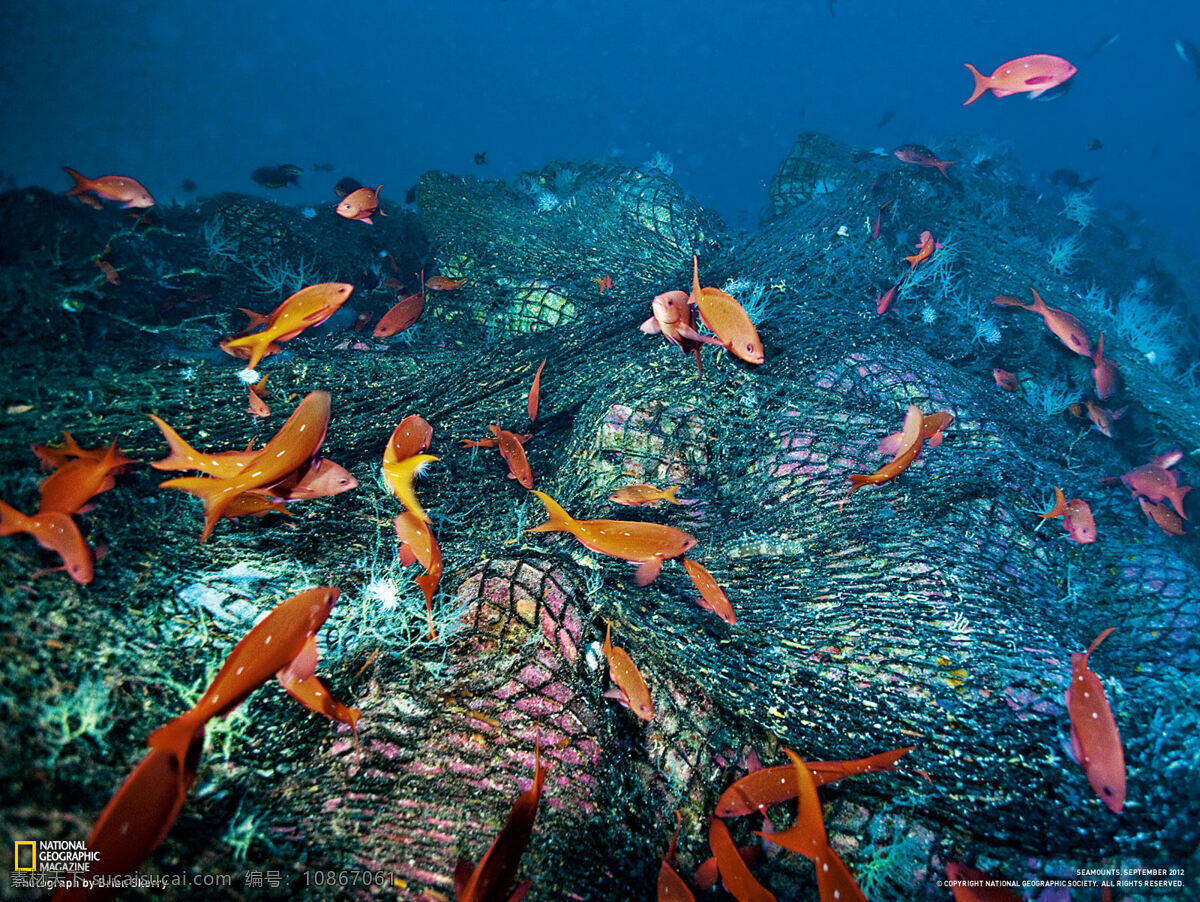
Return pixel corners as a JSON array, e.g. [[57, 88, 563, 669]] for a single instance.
[[526, 490, 575, 533], [0, 498, 31, 535], [147, 415, 206, 471], [1027, 288, 1050, 316], [936, 160, 957, 179], [147, 714, 204, 772], [690, 255, 702, 304], [1092, 331, 1105, 363], [157, 475, 233, 542], [962, 63, 990, 105], [1038, 486, 1068, 519], [219, 332, 272, 370], [663, 485, 682, 505], [62, 166, 90, 195], [1171, 484, 1192, 519]]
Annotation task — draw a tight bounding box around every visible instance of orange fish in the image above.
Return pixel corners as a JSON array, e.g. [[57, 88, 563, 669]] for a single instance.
[[691, 256, 764, 365], [220, 282, 354, 371], [681, 557, 736, 624], [963, 54, 1077, 105], [593, 274, 615, 292], [993, 368, 1018, 392], [893, 144, 956, 178], [842, 405, 924, 506], [1084, 400, 1125, 439], [1138, 497, 1185, 536], [247, 375, 270, 418], [993, 289, 1092, 357], [640, 288, 721, 374], [1066, 627, 1125, 813], [527, 490, 697, 585], [425, 275, 464, 290], [1037, 486, 1097, 544], [158, 391, 331, 541], [609, 484, 682, 506], [381, 454, 439, 522], [715, 747, 914, 817], [601, 621, 654, 721], [709, 818, 775, 902], [944, 861, 1022, 902], [875, 282, 899, 315], [1090, 332, 1119, 400], [871, 198, 893, 239], [95, 256, 120, 285], [336, 184, 385, 224], [456, 743, 545, 902], [148, 587, 351, 771], [490, 424, 534, 489], [460, 432, 531, 450], [876, 410, 954, 455], [32, 431, 123, 470], [373, 288, 425, 338], [657, 811, 695, 902], [275, 630, 362, 759], [0, 499, 93, 584], [527, 358, 547, 424], [394, 510, 443, 637], [904, 230, 943, 270], [384, 415, 434, 465], [63, 166, 155, 208], [55, 732, 204, 902], [757, 749, 867, 902], [36, 441, 131, 515]]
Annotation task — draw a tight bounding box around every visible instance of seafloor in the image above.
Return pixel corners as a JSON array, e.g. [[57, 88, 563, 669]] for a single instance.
[[1, 133, 1198, 901]]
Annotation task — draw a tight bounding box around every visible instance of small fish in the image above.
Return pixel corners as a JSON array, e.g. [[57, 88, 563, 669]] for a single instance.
[[962, 54, 1078, 104], [871, 198, 893, 239], [527, 490, 697, 585], [490, 424, 534, 489], [1087, 33, 1120, 59], [1176, 39, 1200, 81], [755, 749, 867, 902], [893, 144, 956, 179], [380, 454, 439, 522], [993, 368, 1019, 392], [383, 415, 434, 465], [709, 818, 776, 902], [905, 230, 943, 270], [945, 861, 1022, 902], [1066, 628, 1125, 813], [158, 391, 332, 541], [716, 747, 913, 818], [456, 743, 544, 902], [220, 282, 355, 371], [601, 621, 654, 721], [593, 274, 615, 292], [609, 484, 682, 506], [0, 499, 93, 583], [474, 151, 488, 165], [843, 405, 925, 506], [147, 587, 350, 772], [1087, 138, 1103, 152], [1084, 400, 1124, 439], [1120, 463, 1190, 518], [313, 162, 335, 172], [334, 176, 363, 197], [373, 286, 425, 337], [425, 275, 465, 290], [250, 163, 302, 189], [874, 109, 895, 130], [36, 440, 130, 515], [247, 376, 270, 418], [1139, 497, 1185, 536], [875, 282, 898, 315], [284, 459, 358, 500], [681, 557, 736, 624], [95, 256, 119, 285], [1090, 333, 1119, 399], [1037, 486, 1097, 543], [528, 358, 547, 423], [336, 184, 385, 224], [63, 167, 155, 208], [393, 511, 444, 637], [640, 288, 720, 374], [181, 178, 197, 193], [691, 256, 764, 365], [992, 289, 1092, 357]]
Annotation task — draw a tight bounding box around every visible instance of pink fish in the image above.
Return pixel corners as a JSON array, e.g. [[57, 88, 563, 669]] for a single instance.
[[1038, 486, 1096, 543], [893, 144, 956, 179], [1121, 464, 1190, 518], [993, 289, 1092, 357], [875, 282, 899, 315], [1066, 628, 1124, 813], [963, 54, 1078, 105], [1090, 332, 1119, 399]]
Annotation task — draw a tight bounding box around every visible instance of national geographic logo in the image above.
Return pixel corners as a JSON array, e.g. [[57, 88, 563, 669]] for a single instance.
[[13, 841, 36, 871], [11, 841, 96, 873]]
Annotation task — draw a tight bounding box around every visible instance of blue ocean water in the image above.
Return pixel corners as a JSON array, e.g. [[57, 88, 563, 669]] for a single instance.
[[2, 0, 1198, 260]]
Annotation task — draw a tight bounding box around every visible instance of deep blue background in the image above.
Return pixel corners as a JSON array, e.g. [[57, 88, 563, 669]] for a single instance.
[[3, 1, 1198, 254]]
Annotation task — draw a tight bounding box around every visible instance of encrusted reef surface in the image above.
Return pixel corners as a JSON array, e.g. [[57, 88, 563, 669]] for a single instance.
[[1, 133, 1198, 900]]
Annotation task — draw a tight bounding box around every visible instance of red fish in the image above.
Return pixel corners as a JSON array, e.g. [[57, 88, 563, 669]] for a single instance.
[[425, 275, 464, 290], [1121, 463, 1190, 518], [1066, 627, 1125, 813], [601, 621, 654, 721], [32, 431, 130, 471], [716, 747, 914, 817], [944, 861, 1022, 902], [875, 282, 899, 315], [871, 199, 893, 239], [843, 405, 924, 506], [756, 749, 866, 902], [593, 274, 615, 292], [0, 499, 93, 583], [1090, 332, 1119, 399], [336, 184, 385, 223], [1037, 486, 1096, 543], [681, 557, 737, 624], [490, 424, 534, 489], [456, 743, 545, 902], [36, 440, 131, 515], [876, 412, 954, 455], [657, 812, 695, 902], [691, 256, 764, 365], [709, 818, 776, 902], [610, 484, 682, 507], [1139, 497, 1185, 536], [394, 510, 444, 637], [527, 490, 698, 585], [157, 391, 331, 541], [63, 166, 155, 208], [993, 368, 1018, 392], [905, 230, 943, 270], [384, 414, 434, 465], [527, 358, 547, 423], [963, 54, 1077, 105], [893, 144, 956, 179], [993, 289, 1092, 357], [220, 283, 354, 371], [641, 288, 720, 374], [54, 732, 205, 902], [148, 587, 351, 771], [373, 284, 425, 337]]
